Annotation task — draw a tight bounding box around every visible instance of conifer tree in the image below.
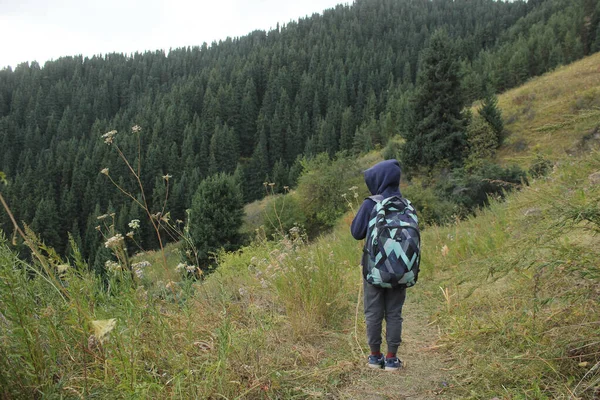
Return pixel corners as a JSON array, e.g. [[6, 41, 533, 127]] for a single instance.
[[478, 91, 504, 146], [189, 173, 243, 267], [402, 29, 467, 169]]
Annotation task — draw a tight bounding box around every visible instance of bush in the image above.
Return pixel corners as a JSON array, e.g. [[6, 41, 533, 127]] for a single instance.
[[402, 185, 458, 226], [296, 153, 365, 233], [436, 162, 528, 211], [382, 139, 403, 161], [262, 193, 308, 239], [529, 153, 553, 178]]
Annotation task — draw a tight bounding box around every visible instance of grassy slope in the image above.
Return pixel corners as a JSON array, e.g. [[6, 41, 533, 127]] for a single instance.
[[1, 55, 600, 399], [497, 52, 600, 167]]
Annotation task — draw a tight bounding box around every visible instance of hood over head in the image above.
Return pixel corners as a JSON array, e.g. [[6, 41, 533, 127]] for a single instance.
[[364, 159, 402, 196]]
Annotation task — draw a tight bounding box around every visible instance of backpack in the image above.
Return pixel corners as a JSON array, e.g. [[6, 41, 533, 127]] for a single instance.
[[362, 195, 421, 288]]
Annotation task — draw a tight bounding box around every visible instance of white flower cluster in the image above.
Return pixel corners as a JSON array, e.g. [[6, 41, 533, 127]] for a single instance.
[[176, 263, 197, 273], [105, 260, 121, 272], [102, 130, 117, 145], [132, 260, 151, 279], [132, 261, 151, 269], [128, 219, 140, 230], [104, 234, 124, 249]]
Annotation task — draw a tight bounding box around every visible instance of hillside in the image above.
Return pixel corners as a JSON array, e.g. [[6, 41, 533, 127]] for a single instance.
[[498, 51, 600, 165], [1, 52, 600, 398], [1, 0, 598, 263]]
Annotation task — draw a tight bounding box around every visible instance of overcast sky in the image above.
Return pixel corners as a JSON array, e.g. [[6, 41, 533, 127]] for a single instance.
[[0, 0, 347, 69]]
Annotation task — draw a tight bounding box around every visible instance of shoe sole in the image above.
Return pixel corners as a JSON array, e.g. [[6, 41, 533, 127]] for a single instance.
[[367, 363, 383, 369], [384, 366, 400, 371]]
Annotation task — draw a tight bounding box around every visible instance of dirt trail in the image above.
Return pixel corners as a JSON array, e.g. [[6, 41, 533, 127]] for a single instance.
[[337, 299, 455, 400]]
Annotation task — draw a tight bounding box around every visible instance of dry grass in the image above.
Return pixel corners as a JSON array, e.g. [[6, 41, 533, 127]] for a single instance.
[[496, 52, 600, 167]]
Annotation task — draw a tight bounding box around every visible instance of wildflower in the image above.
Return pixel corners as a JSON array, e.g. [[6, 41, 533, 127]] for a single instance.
[[126, 231, 134, 238], [91, 318, 117, 344], [441, 245, 449, 257], [105, 260, 121, 272], [163, 174, 172, 181], [132, 261, 151, 269], [102, 130, 117, 145], [100, 168, 109, 175], [176, 219, 183, 224], [349, 186, 358, 191], [166, 281, 177, 291], [268, 182, 275, 187], [283, 186, 290, 191], [56, 264, 69, 274], [176, 263, 186, 272], [95, 225, 101, 231], [128, 219, 140, 230], [131, 125, 142, 133], [134, 268, 144, 279], [185, 264, 196, 273], [104, 234, 124, 249], [263, 182, 268, 187], [97, 214, 109, 220]]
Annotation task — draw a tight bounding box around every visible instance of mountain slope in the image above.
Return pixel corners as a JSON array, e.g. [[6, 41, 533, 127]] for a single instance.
[[1, 0, 597, 261], [1, 52, 600, 398], [498, 51, 600, 165]]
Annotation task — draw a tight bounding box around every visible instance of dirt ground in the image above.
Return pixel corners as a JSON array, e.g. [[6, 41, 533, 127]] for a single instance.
[[336, 298, 456, 400]]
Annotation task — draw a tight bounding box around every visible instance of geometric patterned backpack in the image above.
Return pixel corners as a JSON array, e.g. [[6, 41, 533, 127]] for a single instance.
[[362, 195, 421, 288]]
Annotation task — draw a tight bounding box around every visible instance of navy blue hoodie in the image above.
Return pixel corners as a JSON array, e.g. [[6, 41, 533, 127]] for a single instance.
[[351, 159, 402, 240]]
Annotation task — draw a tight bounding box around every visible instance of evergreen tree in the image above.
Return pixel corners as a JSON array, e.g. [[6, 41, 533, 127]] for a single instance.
[[402, 29, 467, 169], [478, 91, 505, 146], [189, 173, 243, 267]]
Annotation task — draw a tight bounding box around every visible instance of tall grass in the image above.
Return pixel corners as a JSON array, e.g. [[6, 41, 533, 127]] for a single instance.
[[418, 150, 600, 398]]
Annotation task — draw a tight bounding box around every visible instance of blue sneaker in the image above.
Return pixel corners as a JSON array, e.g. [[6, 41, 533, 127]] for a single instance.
[[367, 353, 385, 369], [384, 357, 402, 371]]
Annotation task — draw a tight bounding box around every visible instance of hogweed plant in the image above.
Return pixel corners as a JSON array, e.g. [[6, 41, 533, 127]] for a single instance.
[[100, 125, 199, 282]]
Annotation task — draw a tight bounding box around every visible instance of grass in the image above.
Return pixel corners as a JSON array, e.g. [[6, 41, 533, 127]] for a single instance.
[[496, 52, 600, 168]]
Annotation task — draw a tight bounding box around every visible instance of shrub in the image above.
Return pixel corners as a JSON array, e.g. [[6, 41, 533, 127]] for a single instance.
[[529, 153, 553, 178], [382, 139, 403, 161], [262, 193, 308, 239], [436, 162, 528, 211], [402, 184, 457, 226], [296, 153, 365, 233]]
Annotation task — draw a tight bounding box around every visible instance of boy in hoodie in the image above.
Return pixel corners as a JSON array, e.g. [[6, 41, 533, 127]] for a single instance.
[[351, 159, 405, 371]]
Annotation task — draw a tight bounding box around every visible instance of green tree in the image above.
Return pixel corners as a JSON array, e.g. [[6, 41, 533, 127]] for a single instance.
[[478, 91, 504, 145], [189, 173, 244, 267], [402, 29, 467, 169]]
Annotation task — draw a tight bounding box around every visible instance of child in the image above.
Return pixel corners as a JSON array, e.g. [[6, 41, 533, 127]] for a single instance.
[[351, 159, 406, 371]]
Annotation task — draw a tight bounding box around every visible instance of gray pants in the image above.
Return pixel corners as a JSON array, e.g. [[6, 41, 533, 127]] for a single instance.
[[364, 280, 406, 354]]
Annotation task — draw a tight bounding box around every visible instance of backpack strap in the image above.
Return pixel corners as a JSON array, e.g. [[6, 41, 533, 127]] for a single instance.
[[368, 194, 407, 206], [368, 195, 385, 203]]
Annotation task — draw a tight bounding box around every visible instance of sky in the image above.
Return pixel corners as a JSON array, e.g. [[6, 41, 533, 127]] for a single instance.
[[0, 0, 347, 69]]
